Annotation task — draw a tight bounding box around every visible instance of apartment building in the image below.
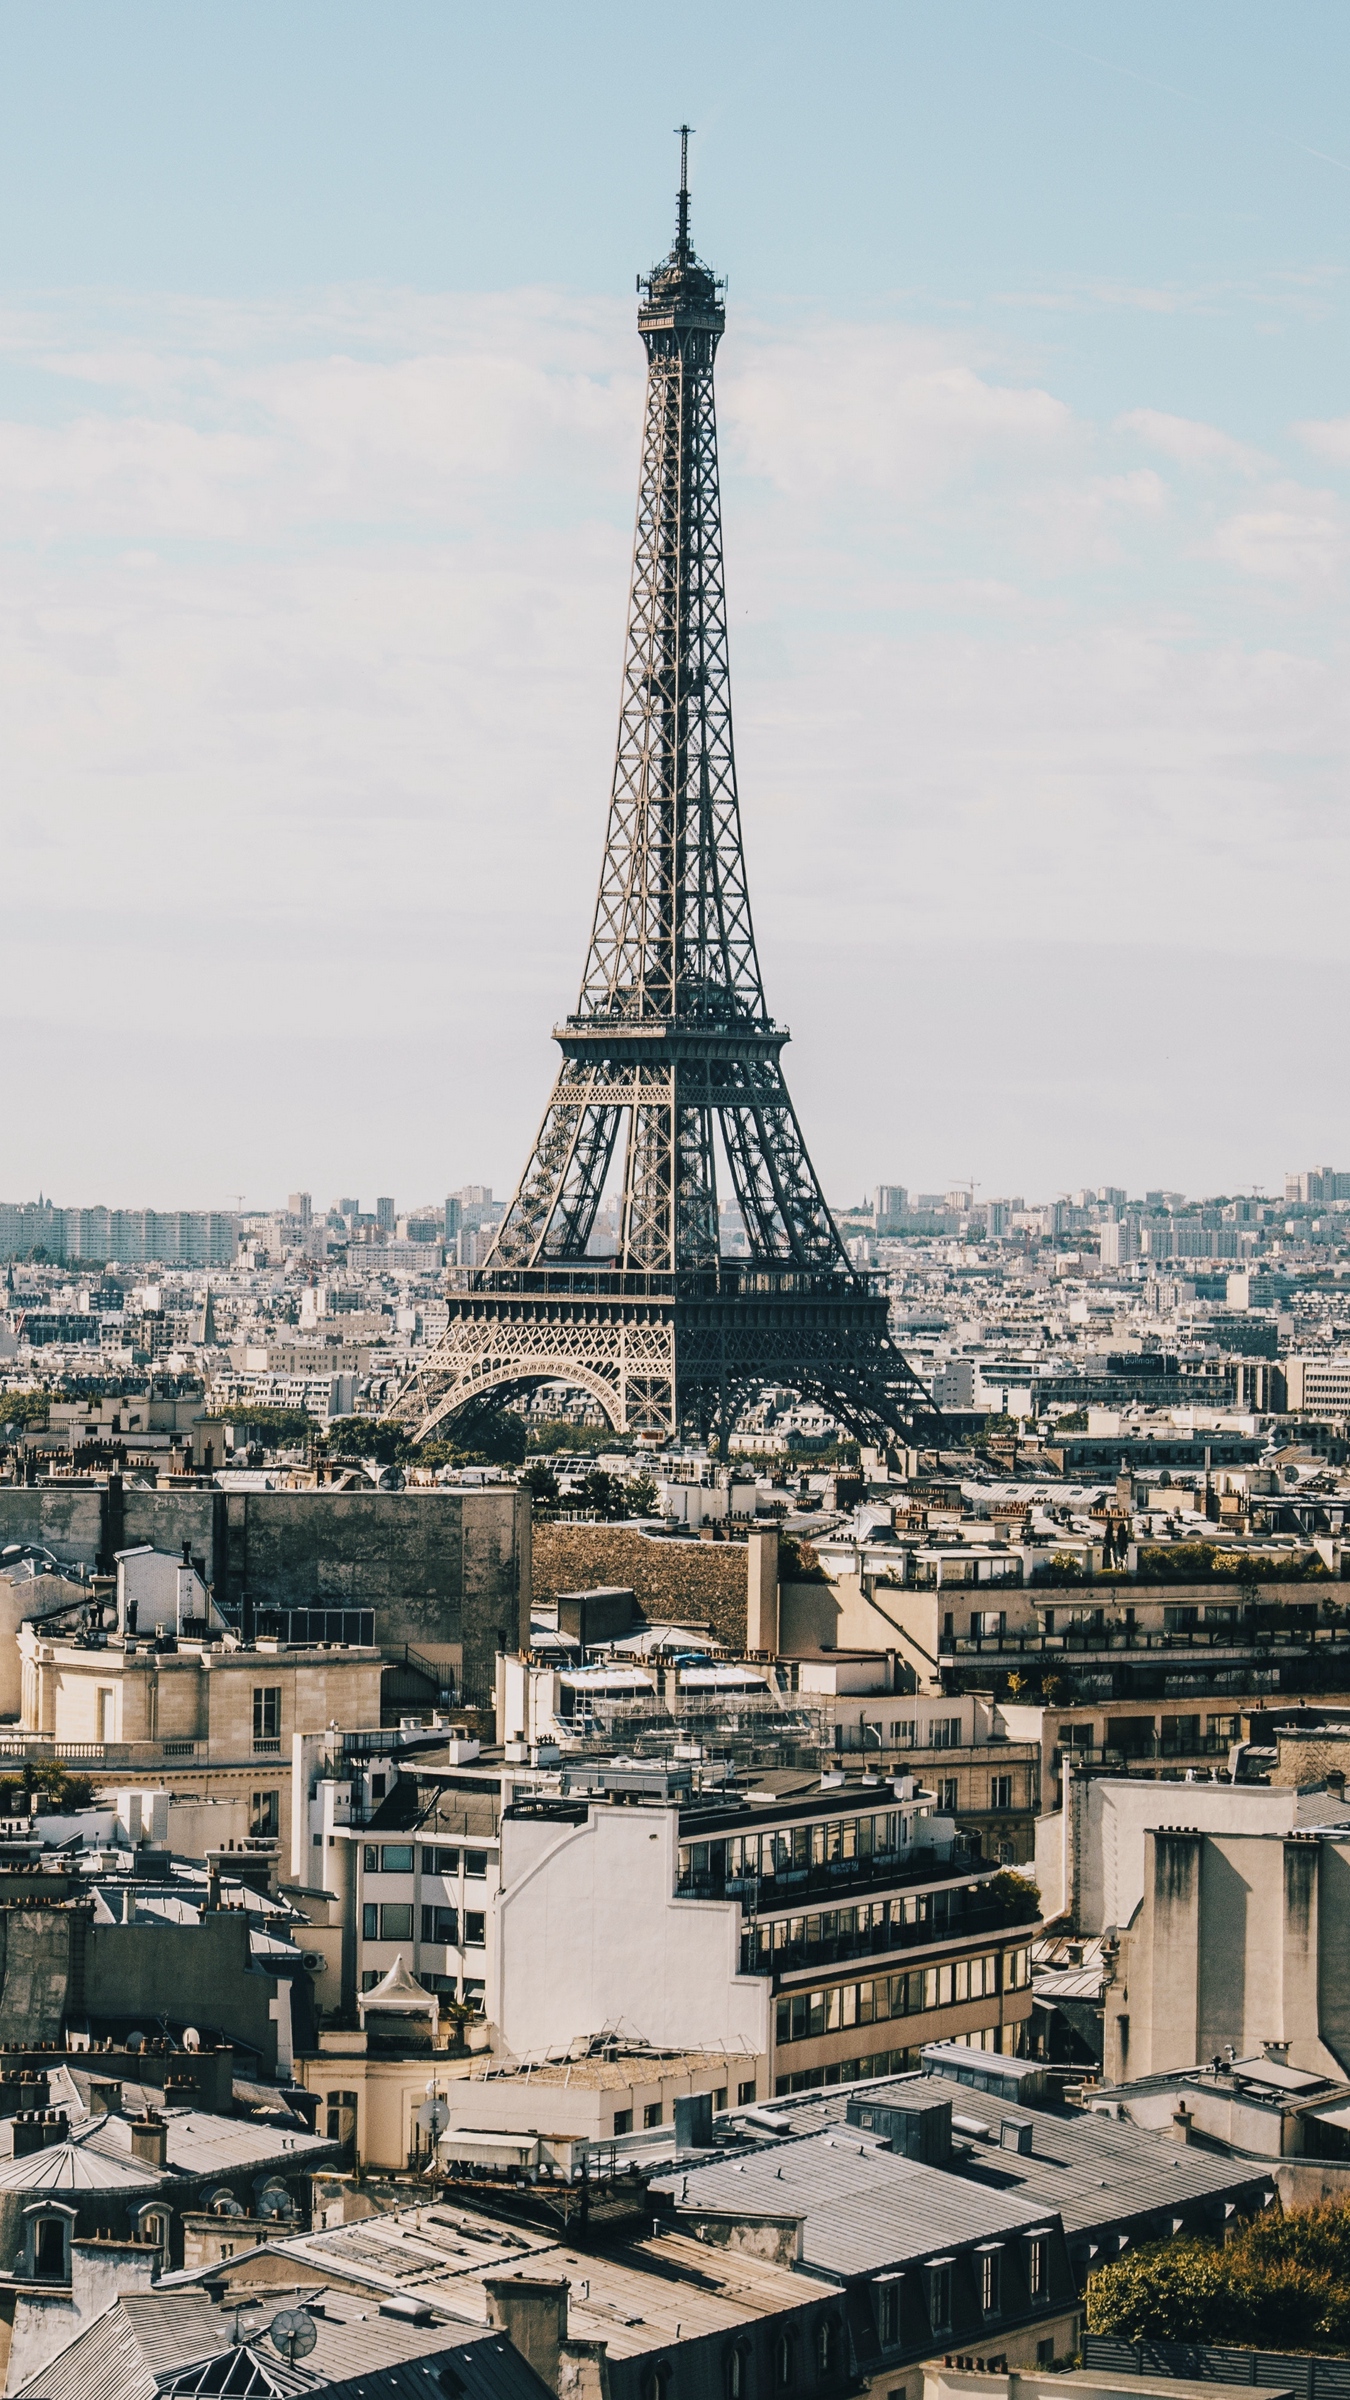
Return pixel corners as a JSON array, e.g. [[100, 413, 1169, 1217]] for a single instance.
[[298, 1750, 1040, 2102]]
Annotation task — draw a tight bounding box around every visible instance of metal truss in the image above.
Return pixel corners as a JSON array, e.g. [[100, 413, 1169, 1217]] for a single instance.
[[389, 155, 932, 1451]]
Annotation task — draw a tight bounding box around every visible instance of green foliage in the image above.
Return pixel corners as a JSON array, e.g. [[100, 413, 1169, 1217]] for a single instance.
[[0, 1390, 53, 1431], [1089, 2203, 1350, 2353], [1035, 1552, 1089, 1586], [1137, 1542, 1330, 1585], [520, 1462, 560, 1507], [985, 1869, 1041, 1922], [578, 1468, 625, 1519], [526, 1419, 632, 1455], [205, 1404, 313, 1447], [412, 1412, 527, 1472], [779, 1536, 828, 1584], [325, 1416, 411, 1465], [625, 1471, 660, 1516]]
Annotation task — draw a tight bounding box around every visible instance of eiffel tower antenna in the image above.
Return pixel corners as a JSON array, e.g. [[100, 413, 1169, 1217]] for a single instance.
[[390, 141, 932, 1452], [675, 123, 692, 263]]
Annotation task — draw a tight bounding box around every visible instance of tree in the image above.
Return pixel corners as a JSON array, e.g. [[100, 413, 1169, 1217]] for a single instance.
[[0, 1390, 53, 1433], [579, 1469, 624, 1519], [1089, 2204, 1350, 2354], [325, 1417, 411, 1466], [1036, 1552, 1089, 1587], [521, 1462, 560, 1507], [626, 1471, 659, 1516], [205, 1404, 312, 1448]]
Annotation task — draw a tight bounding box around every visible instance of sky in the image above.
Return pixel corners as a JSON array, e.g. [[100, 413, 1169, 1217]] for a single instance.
[[2, 1, 1350, 1213]]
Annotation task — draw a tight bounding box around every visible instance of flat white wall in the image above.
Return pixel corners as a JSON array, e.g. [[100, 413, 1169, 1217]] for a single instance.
[[495, 1804, 768, 2064], [1079, 1779, 1296, 1933]]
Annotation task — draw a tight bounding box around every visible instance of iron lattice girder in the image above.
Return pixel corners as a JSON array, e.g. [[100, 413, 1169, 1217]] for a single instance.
[[389, 178, 931, 1446], [391, 1274, 928, 1446]]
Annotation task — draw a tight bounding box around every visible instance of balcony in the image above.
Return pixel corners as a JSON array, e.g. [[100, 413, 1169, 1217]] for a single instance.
[[675, 1843, 981, 1910], [740, 1892, 1038, 1978], [942, 1623, 1350, 1667]]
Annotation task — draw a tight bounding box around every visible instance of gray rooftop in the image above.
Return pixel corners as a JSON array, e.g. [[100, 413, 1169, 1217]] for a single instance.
[[13, 2286, 549, 2400], [655, 2131, 1053, 2278], [659, 2073, 1275, 2254]]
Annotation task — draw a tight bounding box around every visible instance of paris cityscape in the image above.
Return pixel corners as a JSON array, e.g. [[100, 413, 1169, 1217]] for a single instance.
[[3, 6, 1350, 2398]]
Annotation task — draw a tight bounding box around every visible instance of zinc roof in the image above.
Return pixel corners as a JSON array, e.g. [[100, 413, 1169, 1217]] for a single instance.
[[657, 2133, 1051, 2278], [14, 2286, 549, 2400], [702, 2073, 1272, 2247], [0, 2139, 167, 2191]]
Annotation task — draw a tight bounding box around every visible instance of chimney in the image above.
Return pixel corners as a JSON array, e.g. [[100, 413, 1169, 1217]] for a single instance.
[[130, 2111, 168, 2169], [11, 2110, 65, 2158], [1170, 2102, 1194, 2145], [1327, 1771, 1346, 1801], [486, 2277, 568, 2396]]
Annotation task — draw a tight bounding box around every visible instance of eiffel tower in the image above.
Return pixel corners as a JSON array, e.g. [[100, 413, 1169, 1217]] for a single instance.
[[392, 135, 930, 1450]]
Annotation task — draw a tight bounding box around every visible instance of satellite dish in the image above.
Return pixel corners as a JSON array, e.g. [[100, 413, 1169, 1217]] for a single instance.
[[417, 2096, 451, 2138], [183, 2027, 201, 2053], [269, 2310, 317, 2364], [126, 2031, 145, 2054]]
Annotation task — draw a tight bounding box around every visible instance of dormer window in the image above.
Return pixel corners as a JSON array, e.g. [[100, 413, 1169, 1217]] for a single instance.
[[977, 2245, 1003, 2317]]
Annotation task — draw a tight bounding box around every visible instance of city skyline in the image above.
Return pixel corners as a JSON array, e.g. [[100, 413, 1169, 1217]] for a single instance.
[[2, 5, 1349, 1199]]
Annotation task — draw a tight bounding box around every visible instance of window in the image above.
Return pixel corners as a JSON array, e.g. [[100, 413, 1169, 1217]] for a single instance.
[[925, 2263, 952, 2333], [938, 1778, 959, 1813], [424, 1846, 460, 1874], [875, 2282, 901, 2346], [250, 1790, 280, 1839], [34, 2216, 68, 2280], [727, 2346, 749, 2400], [380, 1844, 414, 1873], [97, 1689, 115, 1743], [141, 2213, 167, 2250], [774, 2334, 794, 2389], [252, 1686, 282, 1740], [929, 1717, 961, 1749], [737, 2080, 756, 2106], [1036, 2341, 1055, 2369], [978, 2247, 1002, 2316], [643, 2102, 663, 2129], [613, 2109, 633, 2135], [363, 1902, 412, 1941], [421, 1905, 458, 1946], [989, 1775, 1012, 1812], [714, 2088, 727, 2112], [815, 2319, 837, 2377], [325, 2090, 358, 2141], [1025, 2232, 1050, 2301], [465, 1850, 488, 1878], [360, 1969, 381, 1990], [890, 1720, 917, 1747], [642, 2371, 671, 2400], [464, 1912, 486, 1946]]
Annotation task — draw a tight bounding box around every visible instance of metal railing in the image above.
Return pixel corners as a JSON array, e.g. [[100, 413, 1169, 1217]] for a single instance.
[[742, 1894, 1038, 1977], [675, 1845, 984, 1909]]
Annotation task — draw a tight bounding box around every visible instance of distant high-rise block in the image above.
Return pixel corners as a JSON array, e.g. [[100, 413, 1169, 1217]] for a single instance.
[[376, 1197, 396, 1232], [288, 1192, 313, 1227]]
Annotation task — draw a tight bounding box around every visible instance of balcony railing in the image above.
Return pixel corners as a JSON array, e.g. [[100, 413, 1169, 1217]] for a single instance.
[[942, 1624, 1348, 1664], [741, 1894, 1038, 1978], [675, 1844, 983, 1909]]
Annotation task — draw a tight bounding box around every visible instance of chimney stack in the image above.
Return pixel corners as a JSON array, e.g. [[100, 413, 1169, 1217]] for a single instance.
[[130, 2111, 168, 2169]]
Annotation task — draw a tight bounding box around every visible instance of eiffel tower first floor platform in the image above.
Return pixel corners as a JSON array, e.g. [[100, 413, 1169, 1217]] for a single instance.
[[387, 1265, 935, 1448]]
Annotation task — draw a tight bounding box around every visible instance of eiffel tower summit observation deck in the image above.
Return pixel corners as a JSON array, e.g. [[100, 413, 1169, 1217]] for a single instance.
[[391, 133, 930, 1451]]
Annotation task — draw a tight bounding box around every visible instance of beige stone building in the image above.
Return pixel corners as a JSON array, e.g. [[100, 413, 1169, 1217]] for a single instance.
[[17, 1624, 384, 1764]]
